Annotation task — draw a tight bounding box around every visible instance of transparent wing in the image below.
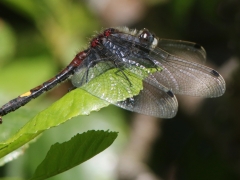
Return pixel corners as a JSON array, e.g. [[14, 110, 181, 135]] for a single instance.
[[116, 80, 178, 118], [108, 35, 225, 98], [158, 39, 206, 64], [148, 47, 226, 97], [71, 59, 117, 87], [71, 55, 177, 118]]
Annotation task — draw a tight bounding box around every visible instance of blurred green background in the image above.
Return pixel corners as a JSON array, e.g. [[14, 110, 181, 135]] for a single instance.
[[0, 0, 240, 180]]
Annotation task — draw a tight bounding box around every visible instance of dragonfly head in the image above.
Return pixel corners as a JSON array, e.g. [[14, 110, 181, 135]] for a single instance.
[[139, 29, 158, 48]]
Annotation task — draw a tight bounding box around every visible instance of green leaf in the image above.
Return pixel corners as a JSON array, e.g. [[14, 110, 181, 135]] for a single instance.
[[29, 130, 118, 180], [0, 89, 109, 157], [0, 67, 147, 158]]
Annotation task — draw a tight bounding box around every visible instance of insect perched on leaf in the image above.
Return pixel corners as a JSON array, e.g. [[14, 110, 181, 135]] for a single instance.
[[0, 27, 226, 123]]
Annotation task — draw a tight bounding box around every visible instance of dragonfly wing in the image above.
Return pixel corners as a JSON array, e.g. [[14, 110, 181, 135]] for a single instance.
[[71, 54, 178, 118], [71, 59, 117, 87], [73, 58, 148, 103], [110, 32, 225, 97], [148, 48, 226, 97], [116, 80, 178, 118], [157, 39, 207, 64]]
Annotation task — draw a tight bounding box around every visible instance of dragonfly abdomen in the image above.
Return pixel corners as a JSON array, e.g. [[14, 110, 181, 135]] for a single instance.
[[0, 51, 88, 123]]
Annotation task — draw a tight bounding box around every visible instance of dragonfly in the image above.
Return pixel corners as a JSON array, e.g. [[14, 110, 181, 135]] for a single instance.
[[0, 27, 226, 123]]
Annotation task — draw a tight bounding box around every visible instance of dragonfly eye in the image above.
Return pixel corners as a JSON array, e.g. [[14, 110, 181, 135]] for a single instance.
[[139, 29, 155, 46]]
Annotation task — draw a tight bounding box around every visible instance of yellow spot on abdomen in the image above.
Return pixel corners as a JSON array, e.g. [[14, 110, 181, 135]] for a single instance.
[[20, 91, 31, 97]]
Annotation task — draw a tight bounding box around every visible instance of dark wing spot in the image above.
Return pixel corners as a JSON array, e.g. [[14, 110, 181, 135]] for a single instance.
[[211, 70, 220, 77], [167, 90, 174, 97]]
